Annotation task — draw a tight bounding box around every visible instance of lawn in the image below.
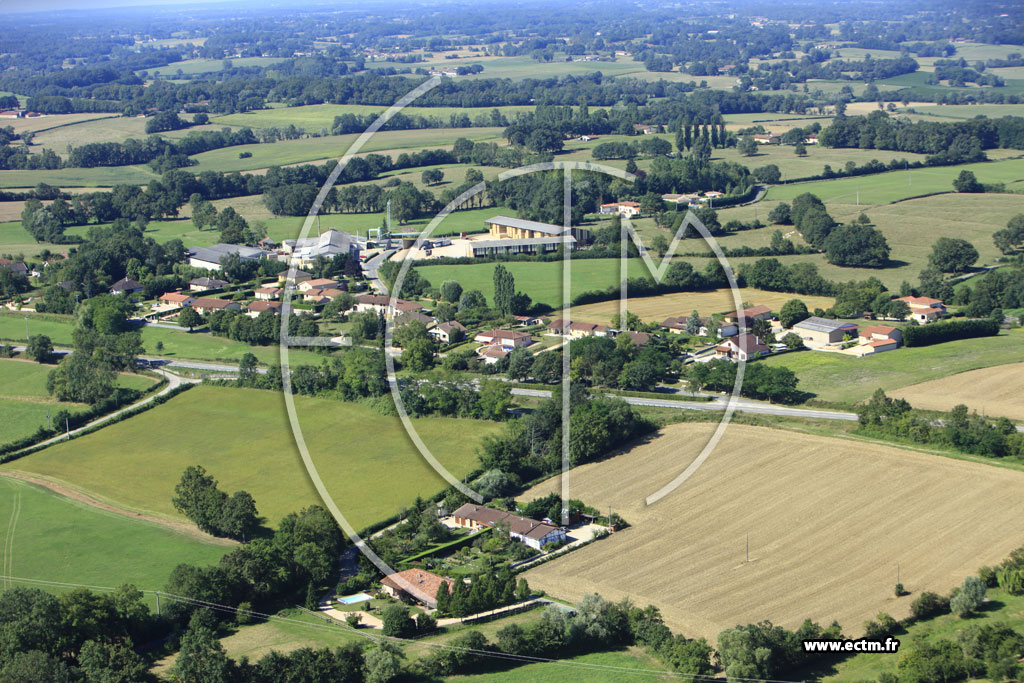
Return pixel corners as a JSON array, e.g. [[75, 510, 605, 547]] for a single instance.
[[759, 327, 1024, 405], [0, 312, 324, 367], [0, 476, 227, 600], [213, 104, 534, 132], [189, 127, 505, 174], [7, 383, 502, 529], [0, 357, 156, 446]]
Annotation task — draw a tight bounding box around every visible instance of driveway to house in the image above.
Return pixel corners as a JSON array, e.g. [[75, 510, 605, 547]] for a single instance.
[[319, 605, 383, 629]]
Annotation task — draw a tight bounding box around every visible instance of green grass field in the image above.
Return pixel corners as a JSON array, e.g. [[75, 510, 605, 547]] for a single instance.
[[555, 132, 935, 180], [0, 220, 72, 256], [0, 358, 156, 445], [0, 476, 227, 597], [0, 165, 157, 189], [8, 384, 502, 529], [365, 54, 647, 81], [50, 203, 500, 250], [417, 258, 648, 308], [189, 127, 505, 173], [213, 104, 534, 132], [766, 156, 1024, 205], [139, 56, 289, 78], [903, 103, 1024, 120], [821, 587, 1024, 682], [759, 327, 1024, 405], [31, 118, 242, 153], [0, 312, 324, 367], [447, 648, 671, 681]]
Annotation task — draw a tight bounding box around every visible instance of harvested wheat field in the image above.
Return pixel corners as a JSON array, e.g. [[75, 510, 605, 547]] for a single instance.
[[889, 363, 1024, 421], [524, 423, 1024, 641], [565, 288, 835, 326]]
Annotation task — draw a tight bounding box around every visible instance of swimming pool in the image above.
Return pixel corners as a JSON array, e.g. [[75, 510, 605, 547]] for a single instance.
[[336, 592, 372, 605]]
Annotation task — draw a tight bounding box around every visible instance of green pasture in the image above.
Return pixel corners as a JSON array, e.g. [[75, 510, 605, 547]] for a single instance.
[[0, 476, 228, 600], [823, 587, 1024, 682], [0, 358, 156, 445], [8, 384, 502, 530], [760, 327, 1024, 405], [0, 312, 324, 367], [901, 103, 1024, 119], [188, 127, 505, 173], [766, 157, 1024, 204], [0, 165, 157, 189], [0, 220, 71, 257], [213, 104, 534, 132], [139, 56, 288, 78]]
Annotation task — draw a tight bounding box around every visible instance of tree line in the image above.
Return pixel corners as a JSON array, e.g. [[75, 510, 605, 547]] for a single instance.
[[856, 389, 1022, 459]]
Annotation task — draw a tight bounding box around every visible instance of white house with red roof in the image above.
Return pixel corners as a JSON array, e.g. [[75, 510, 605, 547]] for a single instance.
[[894, 296, 945, 323]]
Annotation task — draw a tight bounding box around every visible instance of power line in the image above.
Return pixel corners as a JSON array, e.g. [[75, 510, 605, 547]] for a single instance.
[[0, 574, 802, 683]]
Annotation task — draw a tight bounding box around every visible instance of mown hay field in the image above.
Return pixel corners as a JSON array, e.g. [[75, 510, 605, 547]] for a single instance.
[[566, 288, 836, 325], [889, 363, 1024, 420], [523, 423, 1024, 641]]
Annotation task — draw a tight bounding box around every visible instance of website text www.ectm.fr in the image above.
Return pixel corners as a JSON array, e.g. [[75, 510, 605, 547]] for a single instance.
[[803, 638, 900, 654]]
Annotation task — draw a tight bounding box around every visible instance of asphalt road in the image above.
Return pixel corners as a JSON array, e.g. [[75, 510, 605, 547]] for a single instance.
[[6, 368, 196, 456], [512, 387, 858, 422]]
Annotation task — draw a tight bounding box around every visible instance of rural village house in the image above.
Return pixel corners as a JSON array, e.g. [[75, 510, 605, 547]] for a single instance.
[[380, 568, 454, 608], [451, 504, 567, 550]]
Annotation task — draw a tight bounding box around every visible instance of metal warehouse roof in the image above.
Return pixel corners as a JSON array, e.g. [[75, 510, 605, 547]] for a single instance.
[[470, 236, 576, 249], [793, 316, 859, 333], [484, 215, 572, 235]]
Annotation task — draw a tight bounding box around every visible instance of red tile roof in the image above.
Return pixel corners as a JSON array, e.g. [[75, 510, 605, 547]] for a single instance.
[[381, 569, 453, 604]]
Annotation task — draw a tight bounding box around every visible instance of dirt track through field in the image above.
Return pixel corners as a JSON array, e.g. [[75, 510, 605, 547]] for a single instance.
[[523, 423, 1024, 641], [890, 363, 1024, 420], [0, 471, 235, 546]]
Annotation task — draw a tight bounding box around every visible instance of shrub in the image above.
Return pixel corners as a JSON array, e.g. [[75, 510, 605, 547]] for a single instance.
[[911, 591, 950, 620]]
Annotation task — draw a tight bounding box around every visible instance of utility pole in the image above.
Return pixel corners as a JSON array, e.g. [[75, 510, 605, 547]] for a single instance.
[[24, 316, 29, 341], [65, 417, 70, 440], [897, 563, 900, 585], [155, 591, 161, 616]]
